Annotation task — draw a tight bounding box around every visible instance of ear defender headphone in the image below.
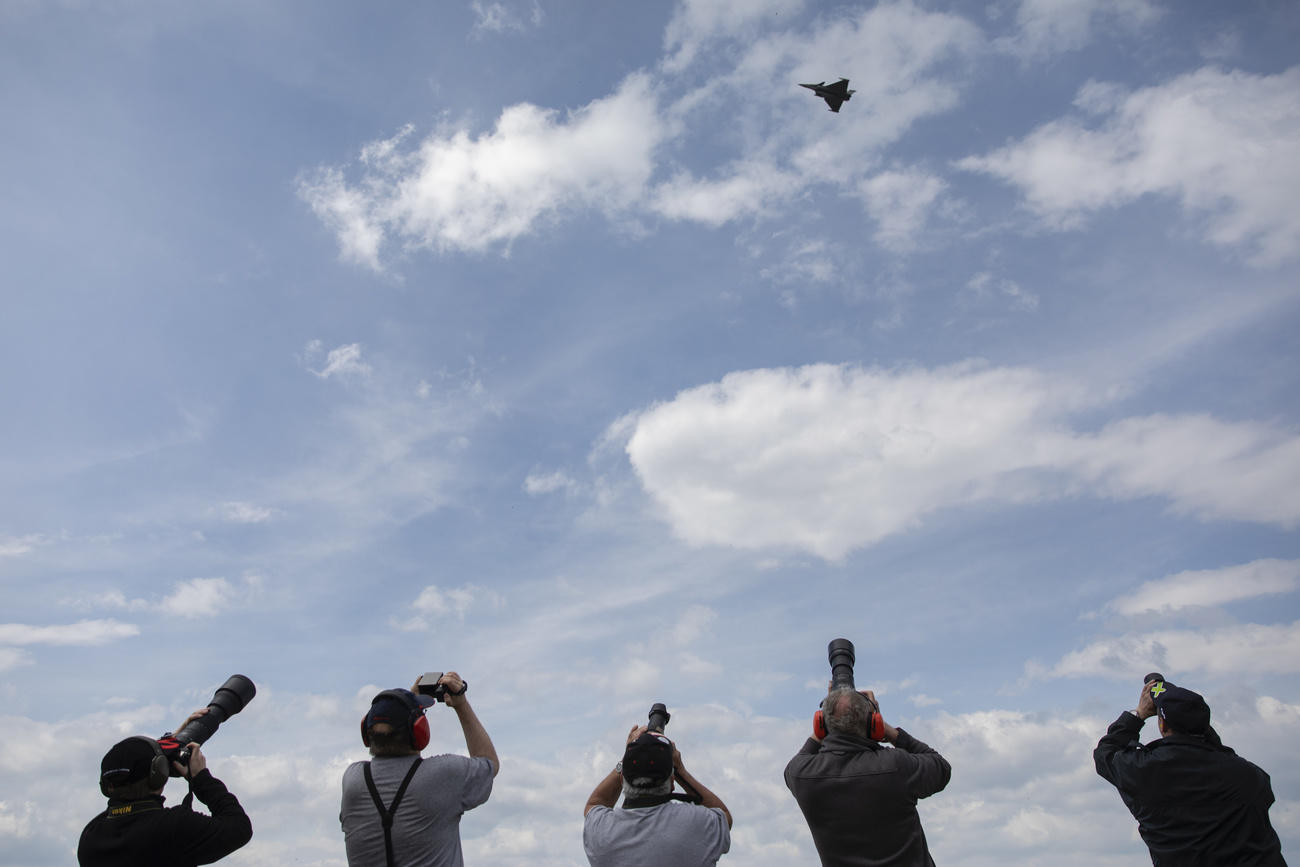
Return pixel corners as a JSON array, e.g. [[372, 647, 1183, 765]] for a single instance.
[[360, 689, 431, 751], [813, 692, 886, 741], [100, 736, 170, 797]]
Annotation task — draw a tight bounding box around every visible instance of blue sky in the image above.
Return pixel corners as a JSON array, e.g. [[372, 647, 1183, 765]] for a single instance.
[[2, 0, 1298, 863]]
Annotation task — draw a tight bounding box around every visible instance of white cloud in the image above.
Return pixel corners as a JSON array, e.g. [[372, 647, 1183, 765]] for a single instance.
[[0, 620, 139, 646], [662, 0, 807, 71], [310, 342, 371, 380], [523, 470, 579, 496], [219, 501, 275, 524], [470, 0, 542, 35], [0, 649, 31, 672], [617, 362, 1300, 559], [965, 272, 1039, 312], [1052, 621, 1300, 679], [650, 162, 802, 226], [1071, 414, 1300, 527], [156, 577, 239, 619], [998, 0, 1162, 59], [0, 534, 48, 557], [1111, 558, 1300, 616], [301, 74, 663, 262], [393, 583, 504, 630], [959, 66, 1300, 264], [858, 168, 947, 252]]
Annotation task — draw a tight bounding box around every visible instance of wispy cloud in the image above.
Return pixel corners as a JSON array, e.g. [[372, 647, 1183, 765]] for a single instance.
[[392, 583, 505, 630], [1109, 558, 1300, 616], [0, 620, 139, 646], [959, 66, 1300, 264]]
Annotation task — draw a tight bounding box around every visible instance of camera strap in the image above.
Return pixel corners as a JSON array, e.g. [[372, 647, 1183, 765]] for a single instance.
[[362, 758, 423, 867]]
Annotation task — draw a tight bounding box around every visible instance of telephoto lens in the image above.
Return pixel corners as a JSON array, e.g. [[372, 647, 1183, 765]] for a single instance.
[[647, 703, 671, 733], [828, 639, 856, 691], [160, 675, 257, 774]]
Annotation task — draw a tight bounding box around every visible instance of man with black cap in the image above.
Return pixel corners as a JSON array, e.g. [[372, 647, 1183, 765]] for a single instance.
[[78, 708, 253, 866], [1094, 676, 1287, 865], [583, 724, 732, 866], [340, 671, 498, 867]]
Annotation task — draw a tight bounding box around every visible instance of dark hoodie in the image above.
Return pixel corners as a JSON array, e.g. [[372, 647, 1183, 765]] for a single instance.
[[1094, 711, 1286, 866], [78, 768, 252, 866], [784, 730, 951, 866]]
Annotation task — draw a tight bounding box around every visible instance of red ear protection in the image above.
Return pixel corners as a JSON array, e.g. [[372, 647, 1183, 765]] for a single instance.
[[411, 714, 430, 751], [813, 694, 886, 741]]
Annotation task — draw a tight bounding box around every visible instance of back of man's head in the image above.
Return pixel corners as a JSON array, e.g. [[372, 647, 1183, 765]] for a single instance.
[[100, 736, 167, 800], [363, 689, 434, 756], [1154, 682, 1211, 736], [824, 688, 874, 738], [621, 732, 674, 798]]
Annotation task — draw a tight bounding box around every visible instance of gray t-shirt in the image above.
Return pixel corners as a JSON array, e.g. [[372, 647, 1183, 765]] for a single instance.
[[340, 753, 494, 867], [583, 801, 731, 866]]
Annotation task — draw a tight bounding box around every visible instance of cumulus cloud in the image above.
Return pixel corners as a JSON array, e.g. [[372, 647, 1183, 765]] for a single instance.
[[0, 534, 48, 558], [1051, 621, 1300, 679], [523, 470, 579, 497], [618, 362, 1300, 559], [61, 577, 260, 620], [307, 341, 371, 380], [300, 74, 663, 263], [959, 66, 1300, 264], [218, 501, 275, 523], [662, 0, 807, 71], [997, 0, 1162, 59], [0, 620, 139, 646], [858, 168, 947, 252], [1110, 558, 1300, 616], [470, 0, 542, 35], [393, 583, 505, 630], [156, 577, 242, 619]]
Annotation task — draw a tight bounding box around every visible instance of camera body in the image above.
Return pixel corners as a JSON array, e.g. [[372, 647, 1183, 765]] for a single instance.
[[417, 671, 468, 702], [156, 674, 256, 776]]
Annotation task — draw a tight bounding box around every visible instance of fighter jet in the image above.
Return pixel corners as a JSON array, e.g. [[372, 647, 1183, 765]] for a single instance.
[[799, 78, 855, 113]]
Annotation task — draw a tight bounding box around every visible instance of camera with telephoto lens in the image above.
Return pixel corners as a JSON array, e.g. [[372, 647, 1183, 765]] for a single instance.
[[648, 702, 671, 733], [156, 675, 256, 776], [417, 671, 468, 703]]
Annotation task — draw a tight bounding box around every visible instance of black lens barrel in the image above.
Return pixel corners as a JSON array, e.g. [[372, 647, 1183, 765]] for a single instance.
[[647, 702, 670, 733], [172, 675, 256, 747], [828, 638, 856, 691]]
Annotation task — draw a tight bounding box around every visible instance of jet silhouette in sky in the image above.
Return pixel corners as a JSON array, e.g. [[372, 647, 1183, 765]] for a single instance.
[[799, 78, 855, 113]]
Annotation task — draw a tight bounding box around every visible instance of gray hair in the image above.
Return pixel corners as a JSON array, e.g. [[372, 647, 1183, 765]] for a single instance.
[[622, 776, 673, 799], [824, 687, 874, 737]]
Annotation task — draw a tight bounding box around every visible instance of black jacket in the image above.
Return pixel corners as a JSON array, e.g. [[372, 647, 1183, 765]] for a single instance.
[[1094, 711, 1286, 866], [78, 768, 253, 866], [784, 730, 951, 866]]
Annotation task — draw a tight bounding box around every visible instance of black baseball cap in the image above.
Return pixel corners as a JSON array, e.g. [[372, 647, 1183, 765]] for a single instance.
[[100, 737, 160, 786], [1152, 681, 1211, 734], [622, 732, 673, 783]]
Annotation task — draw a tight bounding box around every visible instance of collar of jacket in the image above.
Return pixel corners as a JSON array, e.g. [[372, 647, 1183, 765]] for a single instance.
[[820, 731, 884, 754], [105, 795, 165, 817]]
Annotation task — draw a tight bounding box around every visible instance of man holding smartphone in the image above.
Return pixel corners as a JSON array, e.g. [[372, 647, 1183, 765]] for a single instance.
[[340, 671, 499, 867]]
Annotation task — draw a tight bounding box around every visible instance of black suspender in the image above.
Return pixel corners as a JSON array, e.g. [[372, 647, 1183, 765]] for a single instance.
[[362, 757, 424, 867]]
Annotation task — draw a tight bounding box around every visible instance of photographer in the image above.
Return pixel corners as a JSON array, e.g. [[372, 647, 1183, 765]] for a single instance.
[[785, 688, 950, 866], [78, 708, 253, 866], [340, 672, 498, 867], [1094, 677, 1286, 865], [583, 724, 732, 866]]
